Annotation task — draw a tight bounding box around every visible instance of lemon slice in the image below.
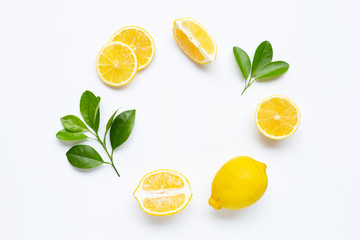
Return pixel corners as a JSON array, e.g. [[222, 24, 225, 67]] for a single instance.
[[173, 17, 217, 64], [133, 169, 192, 216], [110, 26, 155, 70], [255, 95, 300, 140], [96, 41, 138, 87]]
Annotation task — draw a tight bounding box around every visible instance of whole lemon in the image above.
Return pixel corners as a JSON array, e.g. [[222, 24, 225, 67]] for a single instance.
[[209, 156, 268, 210]]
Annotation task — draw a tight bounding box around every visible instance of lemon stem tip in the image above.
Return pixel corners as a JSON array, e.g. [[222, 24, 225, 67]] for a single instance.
[[209, 197, 222, 210]]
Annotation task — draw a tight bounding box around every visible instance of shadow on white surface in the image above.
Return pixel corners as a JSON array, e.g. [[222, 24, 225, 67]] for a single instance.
[[140, 211, 183, 225], [71, 165, 106, 174], [256, 131, 284, 148], [211, 207, 253, 219]]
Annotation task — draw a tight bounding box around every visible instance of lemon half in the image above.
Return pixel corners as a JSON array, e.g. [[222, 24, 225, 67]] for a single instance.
[[134, 169, 192, 216]]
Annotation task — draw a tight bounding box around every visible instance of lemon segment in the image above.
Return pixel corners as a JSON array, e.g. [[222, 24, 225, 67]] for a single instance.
[[96, 41, 138, 87], [110, 26, 155, 70], [255, 95, 300, 140], [173, 17, 217, 64], [209, 156, 268, 210], [134, 169, 192, 216]]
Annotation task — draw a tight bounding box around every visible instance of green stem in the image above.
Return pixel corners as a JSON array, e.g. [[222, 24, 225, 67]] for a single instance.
[[241, 77, 251, 95], [90, 131, 120, 177], [241, 78, 257, 95], [241, 85, 248, 95]]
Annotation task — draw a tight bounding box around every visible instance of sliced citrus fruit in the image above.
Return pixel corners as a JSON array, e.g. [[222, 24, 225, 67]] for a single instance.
[[133, 169, 192, 216], [173, 17, 217, 64], [96, 41, 138, 87], [255, 95, 300, 140], [110, 26, 155, 70]]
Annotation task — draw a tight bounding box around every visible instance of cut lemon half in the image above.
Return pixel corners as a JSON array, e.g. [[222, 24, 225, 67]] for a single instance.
[[96, 41, 138, 87], [255, 95, 300, 140], [110, 26, 155, 70], [133, 169, 192, 216], [173, 17, 217, 64]]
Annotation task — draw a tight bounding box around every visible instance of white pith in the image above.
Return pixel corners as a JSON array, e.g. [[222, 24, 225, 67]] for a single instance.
[[134, 170, 192, 215]]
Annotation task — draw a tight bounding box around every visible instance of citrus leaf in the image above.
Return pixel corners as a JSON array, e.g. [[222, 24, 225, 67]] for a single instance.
[[80, 91, 100, 132], [253, 61, 289, 79], [105, 109, 119, 137], [251, 41, 273, 77], [94, 97, 101, 132], [66, 145, 104, 169], [110, 110, 136, 151], [56, 129, 88, 141], [60, 115, 88, 132], [233, 46, 251, 80]]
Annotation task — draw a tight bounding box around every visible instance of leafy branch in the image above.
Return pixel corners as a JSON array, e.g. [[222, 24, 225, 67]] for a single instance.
[[233, 41, 289, 95], [56, 90, 135, 177]]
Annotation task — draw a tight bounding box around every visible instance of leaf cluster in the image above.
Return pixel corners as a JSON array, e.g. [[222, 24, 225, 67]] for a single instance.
[[56, 90, 136, 177], [233, 41, 289, 95]]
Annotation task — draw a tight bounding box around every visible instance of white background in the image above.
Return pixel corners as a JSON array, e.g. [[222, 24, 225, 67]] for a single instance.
[[1, 0, 359, 239]]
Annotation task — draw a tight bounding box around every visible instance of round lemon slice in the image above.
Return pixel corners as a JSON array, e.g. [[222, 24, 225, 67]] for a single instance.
[[255, 95, 300, 140], [173, 17, 217, 64], [133, 169, 192, 216], [96, 41, 138, 87], [110, 26, 155, 70]]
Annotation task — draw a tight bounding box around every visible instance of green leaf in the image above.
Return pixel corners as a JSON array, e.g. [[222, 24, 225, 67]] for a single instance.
[[56, 129, 88, 141], [60, 115, 88, 132], [66, 145, 104, 169], [253, 61, 289, 79], [94, 97, 101, 132], [105, 109, 119, 137], [251, 41, 273, 78], [110, 110, 136, 150], [233, 46, 251, 80], [80, 91, 100, 132]]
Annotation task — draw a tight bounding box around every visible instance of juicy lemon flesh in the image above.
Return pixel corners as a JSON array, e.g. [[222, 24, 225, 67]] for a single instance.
[[173, 17, 216, 64], [174, 28, 205, 62], [97, 42, 137, 86], [181, 19, 215, 56], [143, 194, 186, 213], [111, 27, 154, 70], [256, 96, 300, 139], [134, 170, 192, 216], [142, 171, 184, 191], [209, 156, 268, 210]]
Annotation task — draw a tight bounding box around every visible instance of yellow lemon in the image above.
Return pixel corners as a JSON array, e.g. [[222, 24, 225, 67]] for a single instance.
[[110, 26, 155, 70], [96, 41, 138, 87], [255, 95, 300, 140], [209, 156, 268, 210], [173, 17, 217, 64], [134, 169, 192, 216]]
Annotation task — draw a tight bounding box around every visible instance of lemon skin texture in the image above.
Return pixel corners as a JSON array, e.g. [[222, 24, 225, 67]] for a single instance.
[[209, 156, 268, 210]]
